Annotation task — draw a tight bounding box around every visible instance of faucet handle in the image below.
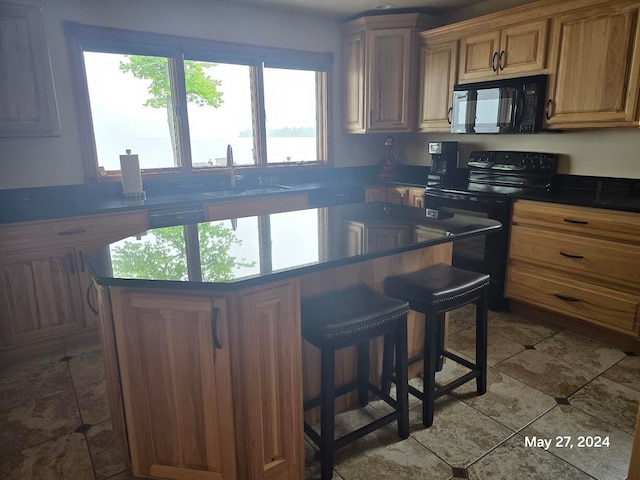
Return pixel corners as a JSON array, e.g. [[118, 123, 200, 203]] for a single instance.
[[226, 144, 234, 166]]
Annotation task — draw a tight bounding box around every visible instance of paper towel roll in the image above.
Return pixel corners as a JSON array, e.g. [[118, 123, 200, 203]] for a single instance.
[[120, 150, 144, 197]]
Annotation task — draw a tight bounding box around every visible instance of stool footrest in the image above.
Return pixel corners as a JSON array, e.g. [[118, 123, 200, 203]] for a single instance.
[[442, 350, 475, 370], [304, 422, 322, 446], [334, 411, 400, 451], [304, 380, 360, 411], [436, 371, 480, 398]]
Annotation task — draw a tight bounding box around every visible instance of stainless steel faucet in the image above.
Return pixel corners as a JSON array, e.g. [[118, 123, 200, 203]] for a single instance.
[[227, 144, 236, 189]]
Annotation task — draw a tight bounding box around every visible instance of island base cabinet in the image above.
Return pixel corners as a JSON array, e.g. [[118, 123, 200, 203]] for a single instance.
[[228, 280, 304, 480], [110, 290, 237, 480]]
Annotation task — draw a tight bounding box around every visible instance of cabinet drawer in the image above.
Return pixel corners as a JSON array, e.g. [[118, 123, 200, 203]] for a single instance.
[[509, 225, 640, 288], [507, 265, 640, 335], [512, 200, 640, 243], [0, 211, 148, 258]]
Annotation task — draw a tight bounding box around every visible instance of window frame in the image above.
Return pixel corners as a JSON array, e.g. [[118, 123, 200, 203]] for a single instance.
[[64, 21, 333, 183]]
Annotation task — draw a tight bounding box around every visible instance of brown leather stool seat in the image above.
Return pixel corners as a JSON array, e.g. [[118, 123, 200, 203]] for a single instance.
[[302, 285, 410, 480], [382, 263, 490, 427]]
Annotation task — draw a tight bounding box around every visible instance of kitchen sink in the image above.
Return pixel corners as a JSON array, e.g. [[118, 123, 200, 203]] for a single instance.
[[201, 185, 293, 198]]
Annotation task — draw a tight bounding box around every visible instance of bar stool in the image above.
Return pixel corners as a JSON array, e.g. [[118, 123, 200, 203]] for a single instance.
[[382, 263, 489, 428], [302, 285, 410, 480]]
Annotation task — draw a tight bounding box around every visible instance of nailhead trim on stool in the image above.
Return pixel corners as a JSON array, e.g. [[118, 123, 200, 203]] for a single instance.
[[301, 285, 410, 480], [382, 263, 489, 428]]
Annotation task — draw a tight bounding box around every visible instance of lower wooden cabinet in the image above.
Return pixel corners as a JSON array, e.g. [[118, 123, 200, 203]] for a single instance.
[[364, 185, 425, 207], [345, 220, 411, 255], [100, 280, 304, 480], [0, 248, 84, 347], [506, 200, 640, 337], [110, 291, 237, 480]]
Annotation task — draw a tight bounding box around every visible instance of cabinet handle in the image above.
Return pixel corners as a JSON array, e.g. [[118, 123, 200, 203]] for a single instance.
[[559, 251, 584, 259], [58, 228, 87, 236], [554, 293, 579, 302], [211, 307, 222, 349], [491, 51, 499, 72], [418, 198, 423, 208], [545, 99, 553, 120], [447, 107, 452, 124], [86, 281, 98, 315], [563, 218, 588, 225], [499, 50, 505, 70], [68, 253, 76, 275]]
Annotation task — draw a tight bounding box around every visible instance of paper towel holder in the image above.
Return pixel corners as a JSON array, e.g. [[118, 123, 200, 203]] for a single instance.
[[120, 149, 146, 200]]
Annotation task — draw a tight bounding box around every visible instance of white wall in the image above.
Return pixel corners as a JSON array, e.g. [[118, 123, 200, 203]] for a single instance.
[[0, 0, 345, 189], [400, 129, 640, 178]]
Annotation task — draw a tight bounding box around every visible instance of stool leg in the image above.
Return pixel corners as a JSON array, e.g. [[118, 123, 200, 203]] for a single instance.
[[395, 316, 409, 439], [476, 289, 489, 395], [422, 309, 439, 428], [381, 333, 394, 396], [357, 341, 370, 407], [320, 348, 335, 480], [436, 312, 445, 372]]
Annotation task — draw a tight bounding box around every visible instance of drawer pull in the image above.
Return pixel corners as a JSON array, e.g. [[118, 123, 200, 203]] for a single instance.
[[559, 252, 584, 259], [58, 228, 87, 236], [555, 293, 579, 302], [211, 307, 222, 349], [563, 218, 588, 225]]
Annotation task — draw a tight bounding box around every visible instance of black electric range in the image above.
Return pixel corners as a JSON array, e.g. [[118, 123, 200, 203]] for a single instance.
[[424, 151, 559, 310]]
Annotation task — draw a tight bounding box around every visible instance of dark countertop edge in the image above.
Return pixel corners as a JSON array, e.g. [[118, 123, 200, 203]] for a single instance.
[[0, 182, 365, 225], [513, 192, 640, 214], [92, 221, 502, 292]]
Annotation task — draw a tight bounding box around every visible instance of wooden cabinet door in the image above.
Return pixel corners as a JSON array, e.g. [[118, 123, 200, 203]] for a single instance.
[[344, 221, 365, 256], [0, 248, 83, 347], [386, 186, 408, 205], [366, 224, 411, 253], [0, 1, 59, 136], [408, 188, 425, 208], [343, 31, 367, 133], [418, 39, 457, 132], [364, 186, 387, 202], [231, 281, 304, 480], [367, 28, 415, 131], [112, 292, 237, 480], [458, 30, 501, 82], [499, 20, 548, 76], [546, 3, 640, 128]]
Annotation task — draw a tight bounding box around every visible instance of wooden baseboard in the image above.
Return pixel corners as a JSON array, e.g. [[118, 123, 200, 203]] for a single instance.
[[510, 301, 640, 354], [0, 328, 100, 366]]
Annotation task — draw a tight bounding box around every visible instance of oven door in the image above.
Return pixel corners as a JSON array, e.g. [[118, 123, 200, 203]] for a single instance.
[[424, 190, 511, 310]]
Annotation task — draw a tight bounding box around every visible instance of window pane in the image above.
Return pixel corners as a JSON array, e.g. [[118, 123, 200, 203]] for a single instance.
[[187, 62, 256, 167], [84, 52, 179, 171], [198, 219, 260, 280], [109, 227, 186, 281], [263, 68, 318, 164]]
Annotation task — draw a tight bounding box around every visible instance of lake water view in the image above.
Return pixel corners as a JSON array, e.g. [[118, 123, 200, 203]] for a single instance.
[[97, 136, 317, 171]]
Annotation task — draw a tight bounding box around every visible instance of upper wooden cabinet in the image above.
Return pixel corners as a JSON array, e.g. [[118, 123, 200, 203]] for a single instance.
[[418, 37, 458, 132], [0, 0, 60, 136], [340, 14, 440, 133], [458, 19, 549, 83], [545, 1, 640, 128]]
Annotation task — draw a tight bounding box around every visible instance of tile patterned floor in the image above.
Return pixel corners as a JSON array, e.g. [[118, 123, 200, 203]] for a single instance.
[[0, 305, 637, 479]]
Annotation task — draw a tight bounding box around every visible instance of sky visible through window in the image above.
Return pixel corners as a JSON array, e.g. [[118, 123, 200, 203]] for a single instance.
[[83, 52, 318, 171]]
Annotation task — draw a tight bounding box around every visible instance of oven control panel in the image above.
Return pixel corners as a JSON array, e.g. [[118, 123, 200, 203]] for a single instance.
[[468, 151, 559, 173]]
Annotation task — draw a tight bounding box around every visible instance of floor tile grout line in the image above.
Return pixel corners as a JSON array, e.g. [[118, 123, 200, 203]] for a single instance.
[[66, 354, 100, 480]]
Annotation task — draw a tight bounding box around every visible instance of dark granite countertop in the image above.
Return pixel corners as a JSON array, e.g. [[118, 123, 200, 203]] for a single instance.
[[514, 175, 640, 213], [89, 202, 501, 292]]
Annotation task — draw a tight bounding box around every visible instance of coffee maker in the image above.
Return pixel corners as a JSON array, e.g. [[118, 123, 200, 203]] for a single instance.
[[428, 141, 459, 185]]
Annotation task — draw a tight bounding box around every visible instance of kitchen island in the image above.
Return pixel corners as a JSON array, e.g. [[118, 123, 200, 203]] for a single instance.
[[89, 201, 501, 480]]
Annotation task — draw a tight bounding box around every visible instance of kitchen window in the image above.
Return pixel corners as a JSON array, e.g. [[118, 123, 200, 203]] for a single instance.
[[65, 22, 332, 182]]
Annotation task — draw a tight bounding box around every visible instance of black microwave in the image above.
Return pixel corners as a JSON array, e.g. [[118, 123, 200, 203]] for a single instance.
[[450, 75, 547, 134]]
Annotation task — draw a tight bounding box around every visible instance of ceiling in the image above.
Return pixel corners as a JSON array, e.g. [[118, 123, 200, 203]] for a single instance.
[[226, 0, 536, 21]]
